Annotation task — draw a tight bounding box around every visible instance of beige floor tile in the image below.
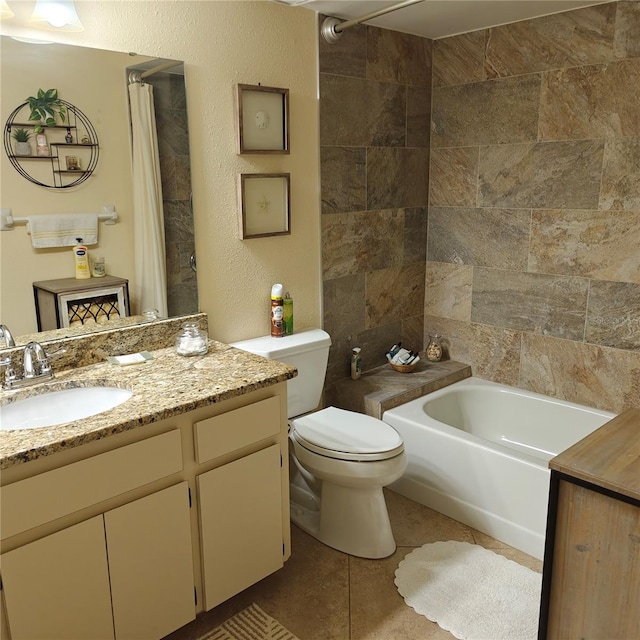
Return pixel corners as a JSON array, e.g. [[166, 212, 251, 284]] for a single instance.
[[349, 548, 451, 640], [385, 488, 476, 547]]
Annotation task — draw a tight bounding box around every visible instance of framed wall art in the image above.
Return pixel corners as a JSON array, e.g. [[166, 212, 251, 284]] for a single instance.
[[238, 173, 290, 239], [236, 84, 289, 154]]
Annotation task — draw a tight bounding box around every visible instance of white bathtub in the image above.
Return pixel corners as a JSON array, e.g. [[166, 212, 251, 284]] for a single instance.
[[382, 377, 615, 559]]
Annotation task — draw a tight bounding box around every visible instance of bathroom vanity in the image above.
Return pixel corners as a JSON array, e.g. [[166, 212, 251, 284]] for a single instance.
[[0, 333, 296, 640], [539, 408, 640, 640]]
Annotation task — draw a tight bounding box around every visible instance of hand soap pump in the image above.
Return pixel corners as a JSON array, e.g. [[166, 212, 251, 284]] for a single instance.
[[73, 238, 90, 279]]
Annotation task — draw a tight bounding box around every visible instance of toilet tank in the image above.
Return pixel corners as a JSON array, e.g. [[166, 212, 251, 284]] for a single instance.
[[230, 329, 331, 419]]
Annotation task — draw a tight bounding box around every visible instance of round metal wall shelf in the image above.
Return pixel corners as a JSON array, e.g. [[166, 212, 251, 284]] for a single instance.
[[3, 99, 99, 189]]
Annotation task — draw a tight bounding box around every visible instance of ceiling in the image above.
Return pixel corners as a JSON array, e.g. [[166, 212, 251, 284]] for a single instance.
[[275, 0, 608, 39]]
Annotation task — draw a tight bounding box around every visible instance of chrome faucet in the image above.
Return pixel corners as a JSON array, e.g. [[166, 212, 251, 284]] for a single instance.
[[1, 341, 60, 389], [23, 341, 52, 379], [0, 324, 15, 347]]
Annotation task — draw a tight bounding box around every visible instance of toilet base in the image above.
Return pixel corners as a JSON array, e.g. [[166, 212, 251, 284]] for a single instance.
[[290, 481, 397, 559]]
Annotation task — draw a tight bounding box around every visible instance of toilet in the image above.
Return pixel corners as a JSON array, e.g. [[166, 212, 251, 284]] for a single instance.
[[231, 329, 407, 559]]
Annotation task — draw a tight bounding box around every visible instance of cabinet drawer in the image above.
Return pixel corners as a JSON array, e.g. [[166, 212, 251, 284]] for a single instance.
[[194, 396, 280, 464], [1, 430, 182, 540]]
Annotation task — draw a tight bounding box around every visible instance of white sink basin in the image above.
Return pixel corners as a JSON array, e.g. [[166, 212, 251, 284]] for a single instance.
[[0, 386, 133, 430]]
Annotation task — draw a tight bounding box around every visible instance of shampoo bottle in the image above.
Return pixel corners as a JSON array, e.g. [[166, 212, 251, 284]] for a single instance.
[[73, 238, 91, 279], [271, 284, 284, 337], [351, 347, 362, 380]]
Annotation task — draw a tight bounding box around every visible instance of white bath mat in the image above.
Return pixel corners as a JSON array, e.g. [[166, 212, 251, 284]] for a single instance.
[[198, 603, 300, 640], [395, 541, 541, 640]]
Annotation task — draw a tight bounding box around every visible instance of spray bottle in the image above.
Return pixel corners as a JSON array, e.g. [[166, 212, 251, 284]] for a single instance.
[[271, 284, 284, 337], [283, 292, 293, 335]]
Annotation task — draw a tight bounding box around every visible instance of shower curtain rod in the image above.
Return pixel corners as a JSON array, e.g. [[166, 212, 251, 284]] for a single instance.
[[321, 0, 424, 43], [128, 61, 182, 84]]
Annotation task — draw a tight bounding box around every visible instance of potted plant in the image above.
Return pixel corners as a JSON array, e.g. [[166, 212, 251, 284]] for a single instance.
[[12, 128, 32, 156], [26, 88, 66, 133]]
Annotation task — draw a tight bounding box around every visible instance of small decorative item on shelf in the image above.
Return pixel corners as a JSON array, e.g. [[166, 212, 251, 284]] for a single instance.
[[142, 309, 160, 321], [11, 128, 32, 156], [81, 135, 91, 144], [35, 132, 49, 157], [386, 342, 420, 372], [426, 335, 443, 362], [91, 256, 106, 277], [65, 129, 73, 143], [65, 155, 80, 170], [176, 322, 208, 356]]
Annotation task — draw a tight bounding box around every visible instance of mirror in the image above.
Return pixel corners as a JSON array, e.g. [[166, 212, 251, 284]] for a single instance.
[[0, 36, 198, 348]]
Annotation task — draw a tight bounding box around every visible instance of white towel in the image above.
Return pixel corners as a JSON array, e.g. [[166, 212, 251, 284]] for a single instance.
[[27, 213, 98, 248]]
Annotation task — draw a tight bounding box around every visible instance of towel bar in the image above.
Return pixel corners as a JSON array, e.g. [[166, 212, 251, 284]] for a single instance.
[[0, 205, 117, 231]]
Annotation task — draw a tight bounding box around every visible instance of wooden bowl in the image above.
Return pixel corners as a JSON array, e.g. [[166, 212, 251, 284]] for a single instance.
[[389, 362, 418, 373]]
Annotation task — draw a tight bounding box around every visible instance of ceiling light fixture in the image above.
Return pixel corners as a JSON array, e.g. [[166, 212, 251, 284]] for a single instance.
[[30, 0, 84, 31], [0, 0, 15, 19]]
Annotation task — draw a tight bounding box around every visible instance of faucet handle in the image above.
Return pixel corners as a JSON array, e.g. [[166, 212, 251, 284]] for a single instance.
[[41, 347, 66, 375], [0, 356, 18, 386], [46, 347, 67, 360]]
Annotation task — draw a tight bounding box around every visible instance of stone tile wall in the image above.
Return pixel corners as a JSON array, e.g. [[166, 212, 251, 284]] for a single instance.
[[148, 72, 198, 317], [319, 18, 432, 401], [426, 1, 640, 413]]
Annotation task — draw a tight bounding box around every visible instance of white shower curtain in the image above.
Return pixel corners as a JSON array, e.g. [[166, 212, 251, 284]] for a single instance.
[[128, 81, 168, 318]]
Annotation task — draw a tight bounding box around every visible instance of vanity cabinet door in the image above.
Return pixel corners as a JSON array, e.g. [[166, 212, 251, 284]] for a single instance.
[[105, 482, 195, 640], [1, 516, 114, 640], [198, 444, 283, 610]]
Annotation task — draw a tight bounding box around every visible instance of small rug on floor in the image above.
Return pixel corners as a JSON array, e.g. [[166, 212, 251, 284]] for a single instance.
[[198, 603, 300, 640], [395, 540, 541, 640]]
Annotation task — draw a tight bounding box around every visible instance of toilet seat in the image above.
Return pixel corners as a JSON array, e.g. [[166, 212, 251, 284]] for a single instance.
[[291, 406, 404, 462]]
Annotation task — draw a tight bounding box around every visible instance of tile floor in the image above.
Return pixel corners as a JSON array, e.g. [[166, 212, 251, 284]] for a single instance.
[[165, 489, 543, 640]]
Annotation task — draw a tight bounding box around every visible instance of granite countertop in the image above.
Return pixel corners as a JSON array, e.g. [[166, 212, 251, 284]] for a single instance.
[[0, 341, 296, 470]]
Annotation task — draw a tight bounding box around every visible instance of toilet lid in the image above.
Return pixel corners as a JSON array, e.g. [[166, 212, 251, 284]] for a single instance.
[[292, 406, 404, 461]]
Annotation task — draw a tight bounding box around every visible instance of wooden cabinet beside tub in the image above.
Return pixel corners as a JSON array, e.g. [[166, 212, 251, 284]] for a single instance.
[[538, 408, 640, 640], [0, 386, 290, 640]]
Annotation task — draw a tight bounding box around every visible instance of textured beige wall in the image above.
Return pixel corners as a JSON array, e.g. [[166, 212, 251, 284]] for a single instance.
[[1, 1, 321, 342]]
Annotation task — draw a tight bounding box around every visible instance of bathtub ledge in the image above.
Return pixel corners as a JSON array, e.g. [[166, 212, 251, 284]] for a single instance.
[[332, 359, 471, 419]]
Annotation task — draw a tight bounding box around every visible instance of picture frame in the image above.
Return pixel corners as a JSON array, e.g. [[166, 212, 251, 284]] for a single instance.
[[238, 173, 290, 239], [65, 155, 80, 170], [236, 84, 289, 154]]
